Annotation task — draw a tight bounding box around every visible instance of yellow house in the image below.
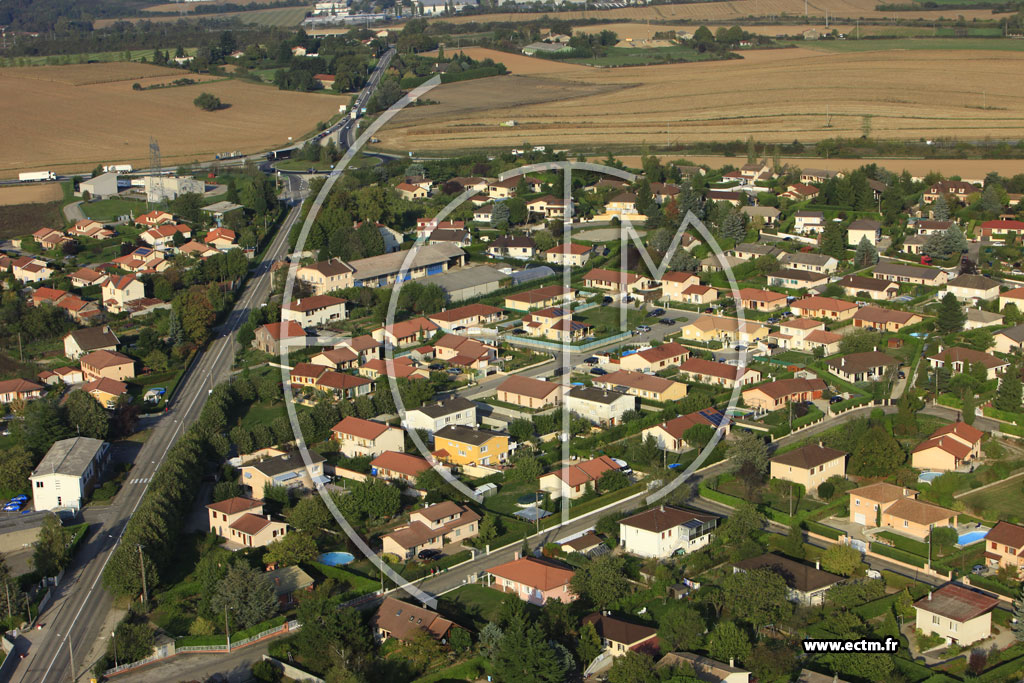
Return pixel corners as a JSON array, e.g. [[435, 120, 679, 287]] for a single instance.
[[914, 584, 998, 647], [504, 285, 575, 312], [769, 443, 846, 492], [433, 425, 510, 469], [593, 370, 687, 402]]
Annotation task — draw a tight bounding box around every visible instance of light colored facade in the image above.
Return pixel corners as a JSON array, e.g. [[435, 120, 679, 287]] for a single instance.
[[594, 370, 687, 402], [983, 521, 1024, 575], [487, 556, 576, 606], [331, 417, 406, 458], [618, 506, 717, 559], [381, 501, 480, 560], [538, 456, 622, 500], [496, 375, 562, 409], [403, 397, 477, 438], [911, 422, 984, 472], [791, 296, 858, 321], [281, 295, 348, 327], [680, 315, 769, 345], [206, 497, 288, 549], [565, 386, 636, 426], [296, 258, 355, 295], [743, 378, 827, 412], [618, 342, 689, 373], [239, 452, 326, 499], [914, 584, 997, 647], [641, 410, 727, 453], [944, 274, 1001, 302], [31, 437, 110, 511], [769, 444, 846, 492]]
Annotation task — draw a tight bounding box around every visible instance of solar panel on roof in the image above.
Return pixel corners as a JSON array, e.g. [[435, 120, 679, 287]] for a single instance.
[[698, 409, 723, 427], [682, 519, 704, 529]]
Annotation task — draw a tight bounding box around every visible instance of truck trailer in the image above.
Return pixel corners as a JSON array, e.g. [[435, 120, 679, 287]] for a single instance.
[[19, 171, 56, 182], [102, 164, 133, 173]]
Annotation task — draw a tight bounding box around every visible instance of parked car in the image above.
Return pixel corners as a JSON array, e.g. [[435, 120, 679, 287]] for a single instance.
[[898, 371, 906, 379], [717, 357, 727, 363], [659, 318, 674, 325], [972, 564, 985, 575], [583, 357, 599, 366], [636, 325, 651, 333], [590, 367, 608, 376], [428, 363, 444, 371], [767, 343, 779, 349], [829, 395, 845, 404], [734, 344, 747, 351], [10, 495, 27, 503], [601, 296, 613, 305], [649, 308, 665, 316], [418, 549, 443, 561]]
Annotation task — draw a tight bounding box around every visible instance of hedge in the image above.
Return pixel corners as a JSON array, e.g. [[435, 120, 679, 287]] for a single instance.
[[869, 542, 926, 567], [699, 485, 745, 508], [983, 405, 1024, 424], [829, 396, 873, 414], [853, 593, 900, 620], [977, 657, 1024, 683], [936, 393, 962, 409], [440, 66, 503, 84], [876, 531, 929, 558], [965, 573, 1017, 598], [802, 519, 843, 539], [400, 75, 431, 89]]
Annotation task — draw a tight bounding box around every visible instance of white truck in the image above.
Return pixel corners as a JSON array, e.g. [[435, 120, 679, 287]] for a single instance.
[[102, 164, 133, 173], [19, 171, 56, 182]]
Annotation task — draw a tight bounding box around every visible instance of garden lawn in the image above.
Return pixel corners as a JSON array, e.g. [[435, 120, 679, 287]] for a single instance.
[[961, 477, 1024, 521], [576, 306, 645, 335], [81, 197, 147, 222], [438, 584, 508, 630]]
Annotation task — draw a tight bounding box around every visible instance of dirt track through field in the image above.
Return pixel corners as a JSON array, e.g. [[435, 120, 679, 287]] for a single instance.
[[379, 46, 1024, 154]]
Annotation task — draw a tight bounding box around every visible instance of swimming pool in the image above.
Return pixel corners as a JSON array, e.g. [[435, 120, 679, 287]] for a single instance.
[[958, 530, 989, 546], [318, 551, 355, 566], [918, 472, 943, 484]]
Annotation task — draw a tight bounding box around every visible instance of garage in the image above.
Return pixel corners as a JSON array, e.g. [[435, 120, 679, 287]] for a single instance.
[[854, 513, 866, 525]]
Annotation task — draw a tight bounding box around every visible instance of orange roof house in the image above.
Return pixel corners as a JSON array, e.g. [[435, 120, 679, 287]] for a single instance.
[[487, 556, 575, 606]]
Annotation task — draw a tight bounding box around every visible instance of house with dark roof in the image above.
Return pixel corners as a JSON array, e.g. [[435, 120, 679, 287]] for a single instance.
[[239, 452, 327, 499], [403, 397, 477, 438], [560, 532, 605, 556], [766, 268, 829, 291], [486, 235, 536, 260], [281, 294, 348, 327], [63, 325, 119, 360], [826, 351, 900, 383], [873, 262, 948, 287], [914, 584, 999, 646], [733, 552, 841, 606], [565, 386, 637, 426], [945, 274, 1001, 302], [837, 274, 900, 300], [992, 323, 1024, 354], [618, 505, 717, 559], [928, 346, 1008, 380], [657, 652, 751, 683], [371, 597, 456, 644], [381, 501, 480, 559], [852, 306, 922, 332], [582, 613, 658, 659], [30, 437, 110, 511], [769, 443, 846, 492], [433, 425, 510, 470]]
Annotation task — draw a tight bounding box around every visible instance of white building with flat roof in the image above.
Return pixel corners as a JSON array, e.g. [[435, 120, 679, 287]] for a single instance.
[[30, 437, 110, 511]]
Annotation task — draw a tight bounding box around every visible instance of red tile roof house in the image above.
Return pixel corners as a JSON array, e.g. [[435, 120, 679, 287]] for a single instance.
[[358, 357, 430, 381], [253, 321, 307, 354], [928, 346, 1008, 380], [281, 294, 348, 327], [496, 375, 563, 409], [374, 317, 440, 347], [538, 455, 623, 500], [677, 358, 761, 388], [133, 210, 175, 228], [911, 421, 984, 472], [736, 288, 788, 312], [486, 556, 576, 606], [983, 520, 1024, 575], [433, 334, 497, 370], [742, 377, 827, 413], [618, 341, 689, 373], [330, 416, 405, 458], [381, 500, 480, 560], [641, 409, 728, 453], [371, 597, 456, 644], [581, 612, 659, 659], [370, 450, 433, 486], [0, 378, 44, 404], [427, 303, 505, 332]]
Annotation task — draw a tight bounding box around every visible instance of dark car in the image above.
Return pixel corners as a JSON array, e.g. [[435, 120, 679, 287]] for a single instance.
[[659, 318, 675, 325], [583, 357, 599, 366], [418, 549, 443, 561], [703, 308, 714, 314], [829, 395, 845, 404], [601, 296, 613, 305], [590, 367, 608, 376], [898, 371, 906, 379], [428, 363, 444, 371], [650, 308, 665, 316], [767, 343, 779, 349]]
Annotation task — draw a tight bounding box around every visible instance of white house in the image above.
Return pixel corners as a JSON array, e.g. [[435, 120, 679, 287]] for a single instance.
[[618, 505, 718, 559], [403, 397, 477, 440], [281, 295, 348, 327], [30, 437, 110, 512]]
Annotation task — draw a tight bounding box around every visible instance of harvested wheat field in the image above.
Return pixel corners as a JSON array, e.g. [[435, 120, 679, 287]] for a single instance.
[[0, 183, 63, 206], [379, 47, 1024, 154], [0, 63, 343, 177], [144, 0, 285, 11], [573, 22, 875, 39], [423, 0, 1011, 25]]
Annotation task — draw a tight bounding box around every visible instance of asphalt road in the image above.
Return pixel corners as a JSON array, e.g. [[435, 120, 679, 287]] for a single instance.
[[14, 193, 300, 683]]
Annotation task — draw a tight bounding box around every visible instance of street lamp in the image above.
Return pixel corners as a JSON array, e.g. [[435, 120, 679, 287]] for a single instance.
[[112, 630, 118, 668]]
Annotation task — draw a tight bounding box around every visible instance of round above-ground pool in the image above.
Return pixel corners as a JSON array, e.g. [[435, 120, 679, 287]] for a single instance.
[[318, 551, 355, 566]]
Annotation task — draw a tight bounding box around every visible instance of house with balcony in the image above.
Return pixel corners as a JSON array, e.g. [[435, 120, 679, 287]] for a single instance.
[[239, 452, 327, 499], [618, 505, 717, 559], [382, 501, 480, 560]]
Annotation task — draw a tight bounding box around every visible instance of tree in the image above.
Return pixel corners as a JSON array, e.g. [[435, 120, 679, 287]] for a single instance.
[[577, 620, 602, 668], [210, 564, 276, 630], [746, 639, 798, 683], [194, 92, 224, 111], [849, 425, 905, 477], [963, 389, 976, 425], [33, 513, 71, 577], [263, 531, 318, 567], [930, 526, 959, 556], [1013, 583, 1024, 642], [599, 469, 630, 493], [781, 523, 806, 559], [491, 610, 566, 683], [722, 568, 790, 631], [569, 554, 629, 610], [19, 397, 71, 456], [288, 495, 333, 537], [658, 603, 705, 652], [607, 651, 658, 683], [338, 478, 401, 522], [108, 616, 155, 666], [0, 446, 34, 494], [718, 503, 764, 546], [932, 194, 950, 220], [65, 391, 110, 440], [995, 366, 1022, 413], [507, 418, 535, 444], [820, 544, 861, 577], [505, 453, 543, 484], [707, 621, 750, 665], [853, 236, 878, 267], [728, 431, 769, 494], [935, 293, 966, 335], [491, 202, 510, 232]]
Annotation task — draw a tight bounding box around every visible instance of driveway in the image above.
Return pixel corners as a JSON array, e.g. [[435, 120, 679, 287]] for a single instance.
[[62, 201, 85, 223]]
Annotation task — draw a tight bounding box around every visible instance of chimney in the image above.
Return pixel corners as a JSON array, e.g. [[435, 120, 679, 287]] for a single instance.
[[729, 658, 735, 668], [267, 514, 271, 520], [815, 560, 820, 570], [818, 440, 823, 448], [928, 591, 933, 601], [513, 551, 520, 561]]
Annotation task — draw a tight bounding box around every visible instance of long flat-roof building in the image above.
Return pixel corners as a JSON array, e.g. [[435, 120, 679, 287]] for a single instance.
[[31, 437, 111, 511]]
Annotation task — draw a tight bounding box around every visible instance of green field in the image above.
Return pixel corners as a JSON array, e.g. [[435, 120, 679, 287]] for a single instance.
[[0, 47, 198, 67], [576, 305, 645, 334], [960, 477, 1024, 520], [807, 37, 1024, 52], [565, 45, 715, 67], [216, 6, 307, 26], [80, 197, 146, 222]]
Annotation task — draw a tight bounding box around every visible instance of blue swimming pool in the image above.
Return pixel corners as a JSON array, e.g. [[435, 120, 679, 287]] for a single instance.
[[318, 551, 355, 566], [958, 530, 989, 546]]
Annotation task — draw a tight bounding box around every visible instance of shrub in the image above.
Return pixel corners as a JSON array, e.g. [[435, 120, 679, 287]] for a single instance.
[[817, 481, 835, 500]]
